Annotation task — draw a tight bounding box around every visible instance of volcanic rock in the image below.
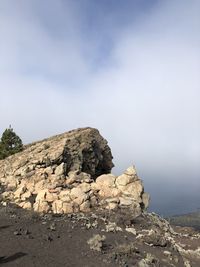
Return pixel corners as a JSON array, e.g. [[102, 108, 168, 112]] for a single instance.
[[0, 127, 149, 215]]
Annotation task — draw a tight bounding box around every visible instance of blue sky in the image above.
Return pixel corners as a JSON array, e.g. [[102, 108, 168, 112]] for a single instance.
[[0, 0, 199, 214]]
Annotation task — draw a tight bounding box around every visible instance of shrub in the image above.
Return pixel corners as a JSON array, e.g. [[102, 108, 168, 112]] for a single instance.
[[0, 126, 23, 160], [87, 234, 106, 252]]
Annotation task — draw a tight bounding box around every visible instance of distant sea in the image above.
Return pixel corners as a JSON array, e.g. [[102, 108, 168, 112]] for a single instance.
[[147, 187, 200, 216]]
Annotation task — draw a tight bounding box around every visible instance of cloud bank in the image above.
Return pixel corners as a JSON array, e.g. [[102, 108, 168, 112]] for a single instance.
[[0, 0, 199, 214]]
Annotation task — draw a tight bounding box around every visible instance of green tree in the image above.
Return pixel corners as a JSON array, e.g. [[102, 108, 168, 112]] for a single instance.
[[0, 126, 23, 160]]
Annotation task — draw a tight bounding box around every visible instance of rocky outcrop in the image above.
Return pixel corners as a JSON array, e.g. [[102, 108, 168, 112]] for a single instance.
[[0, 127, 112, 186], [0, 127, 149, 215]]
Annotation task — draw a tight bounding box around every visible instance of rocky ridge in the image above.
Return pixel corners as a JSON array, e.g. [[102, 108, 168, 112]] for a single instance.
[[0, 127, 149, 216]]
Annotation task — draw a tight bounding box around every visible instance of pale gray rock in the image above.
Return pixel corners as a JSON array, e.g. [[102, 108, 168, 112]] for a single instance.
[[0, 127, 149, 216], [54, 162, 66, 176], [142, 192, 150, 209]]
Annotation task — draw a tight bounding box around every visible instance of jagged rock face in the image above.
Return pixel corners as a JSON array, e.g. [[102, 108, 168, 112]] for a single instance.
[[0, 127, 149, 215]]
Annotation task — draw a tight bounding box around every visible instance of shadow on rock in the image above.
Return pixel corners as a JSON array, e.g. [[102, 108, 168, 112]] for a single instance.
[[0, 252, 27, 264], [0, 225, 11, 231]]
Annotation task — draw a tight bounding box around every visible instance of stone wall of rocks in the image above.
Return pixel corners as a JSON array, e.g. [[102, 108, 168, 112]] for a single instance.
[[0, 127, 149, 215], [0, 166, 149, 216]]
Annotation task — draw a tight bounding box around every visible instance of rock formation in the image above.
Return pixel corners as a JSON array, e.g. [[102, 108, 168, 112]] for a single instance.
[[1, 128, 200, 267], [0, 127, 149, 215]]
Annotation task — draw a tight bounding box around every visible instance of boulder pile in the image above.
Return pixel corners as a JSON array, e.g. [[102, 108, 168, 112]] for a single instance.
[[0, 127, 149, 215]]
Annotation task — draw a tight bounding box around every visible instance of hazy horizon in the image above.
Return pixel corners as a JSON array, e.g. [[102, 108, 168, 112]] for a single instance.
[[0, 0, 199, 215]]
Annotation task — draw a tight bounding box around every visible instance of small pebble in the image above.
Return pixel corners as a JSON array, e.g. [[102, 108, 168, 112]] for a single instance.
[[14, 230, 21, 236]]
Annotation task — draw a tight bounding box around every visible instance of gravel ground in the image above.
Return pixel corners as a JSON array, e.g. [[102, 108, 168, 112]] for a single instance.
[[0, 204, 200, 267]]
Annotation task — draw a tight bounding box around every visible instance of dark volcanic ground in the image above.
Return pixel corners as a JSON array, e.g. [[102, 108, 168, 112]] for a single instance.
[[0, 204, 200, 267]]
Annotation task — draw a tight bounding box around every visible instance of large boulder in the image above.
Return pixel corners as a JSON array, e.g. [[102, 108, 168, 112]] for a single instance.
[[0, 127, 114, 183], [0, 128, 149, 216]]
